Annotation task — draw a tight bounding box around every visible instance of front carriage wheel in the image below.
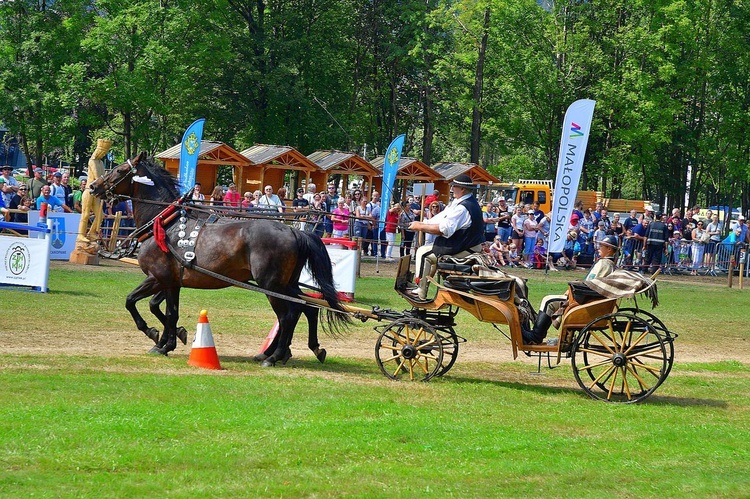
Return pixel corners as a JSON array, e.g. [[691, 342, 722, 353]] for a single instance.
[[571, 312, 671, 403], [375, 318, 444, 381]]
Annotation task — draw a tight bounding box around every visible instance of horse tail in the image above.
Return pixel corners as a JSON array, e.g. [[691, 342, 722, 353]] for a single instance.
[[297, 232, 352, 333]]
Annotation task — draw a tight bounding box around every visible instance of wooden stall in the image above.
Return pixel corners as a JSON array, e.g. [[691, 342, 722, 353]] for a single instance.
[[239, 145, 318, 202], [306, 150, 379, 197], [155, 141, 250, 193], [369, 156, 443, 204], [430, 162, 500, 201]]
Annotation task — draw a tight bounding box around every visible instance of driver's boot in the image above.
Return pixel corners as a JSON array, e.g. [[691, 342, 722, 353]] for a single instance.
[[522, 311, 553, 344]]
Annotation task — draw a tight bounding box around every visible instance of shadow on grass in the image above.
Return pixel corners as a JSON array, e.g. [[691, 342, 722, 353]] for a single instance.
[[220, 355, 379, 377], [443, 374, 729, 407]]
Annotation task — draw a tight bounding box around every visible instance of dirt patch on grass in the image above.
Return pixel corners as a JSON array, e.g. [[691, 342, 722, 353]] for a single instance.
[[3, 258, 747, 368]]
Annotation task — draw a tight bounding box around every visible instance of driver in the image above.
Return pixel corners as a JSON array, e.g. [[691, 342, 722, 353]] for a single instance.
[[524, 234, 619, 344], [408, 174, 484, 300]]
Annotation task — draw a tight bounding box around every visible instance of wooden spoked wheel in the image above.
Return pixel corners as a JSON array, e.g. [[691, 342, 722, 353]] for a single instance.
[[434, 328, 459, 377], [375, 318, 444, 381], [572, 313, 671, 403], [617, 307, 677, 377]]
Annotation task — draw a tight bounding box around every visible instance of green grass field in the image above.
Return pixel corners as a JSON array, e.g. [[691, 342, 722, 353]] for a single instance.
[[1, 262, 748, 497]]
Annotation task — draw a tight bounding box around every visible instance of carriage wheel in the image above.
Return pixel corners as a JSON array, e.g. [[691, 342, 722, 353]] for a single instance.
[[375, 318, 444, 381], [617, 307, 676, 377], [434, 328, 459, 377], [572, 312, 671, 403]]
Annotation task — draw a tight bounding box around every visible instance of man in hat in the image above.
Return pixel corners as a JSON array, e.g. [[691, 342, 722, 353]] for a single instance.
[[0, 165, 19, 207], [408, 173, 484, 300], [27, 167, 47, 202], [524, 234, 620, 344], [49, 171, 69, 210]]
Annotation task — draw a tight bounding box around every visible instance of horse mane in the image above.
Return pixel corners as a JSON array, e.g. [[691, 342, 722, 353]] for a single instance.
[[138, 156, 181, 201]]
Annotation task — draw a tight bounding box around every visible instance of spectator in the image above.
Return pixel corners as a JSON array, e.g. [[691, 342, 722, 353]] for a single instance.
[[61, 172, 73, 207], [303, 183, 317, 203], [349, 189, 364, 213], [705, 213, 722, 267], [72, 177, 87, 213], [223, 183, 241, 207], [354, 197, 370, 253], [495, 197, 512, 243], [489, 235, 507, 266], [536, 211, 550, 242], [27, 167, 47, 202], [690, 220, 708, 275], [644, 213, 669, 274], [366, 191, 383, 257], [424, 201, 442, 244], [599, 208, 611, 231], [191, 182, 205, 203], [209, 186, 224, 206], [507, 242, 521, 267], [384, 202, 401, 260], [737, 216, 749, 244], [483, 202, 499, 242], [331, 199, 350, 238], [36, 184, 72, 213], [511, 206, 525, 255], [522, 209, 538, 266], [49, 172, 68, 211], [241, 192, 253, 209], [257, 185, 284, 213], [610, 213, 624, 240], [592, 221, 607, 256], [623, 209, 640, 232], [1, 165, 20, 206], [324, 183, 338, 237], [531, 201, 544, 223], [308, 193, 326, 237], [399, 201, 416, 258], [720, 226, 745, 269]]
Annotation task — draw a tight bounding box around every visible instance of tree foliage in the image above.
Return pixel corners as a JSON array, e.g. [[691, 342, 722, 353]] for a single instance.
[[0, 0, 746, 212]]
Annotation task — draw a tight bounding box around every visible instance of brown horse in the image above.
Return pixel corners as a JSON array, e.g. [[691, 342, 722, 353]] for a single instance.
[[89, 153, 349, 366]]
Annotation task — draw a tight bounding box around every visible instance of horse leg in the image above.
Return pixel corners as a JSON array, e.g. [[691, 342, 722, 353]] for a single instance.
[[260, 299, 301, 367], [303, 305, 326, 363], [148, 291, 187, 345], [126, 277, 163, 345], [151, 288, 180, 356]]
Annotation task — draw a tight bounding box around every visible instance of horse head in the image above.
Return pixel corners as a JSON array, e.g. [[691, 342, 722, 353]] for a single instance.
[[89, 152, 148, 203]]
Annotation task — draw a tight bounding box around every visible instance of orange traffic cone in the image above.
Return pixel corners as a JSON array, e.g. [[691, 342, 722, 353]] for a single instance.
[[187, 310, 222, 370]]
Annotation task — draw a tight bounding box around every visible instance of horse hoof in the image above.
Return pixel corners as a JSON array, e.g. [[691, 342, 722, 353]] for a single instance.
[[177, 326, 188, 345], [145, 327, 160, 344], [252, 353, 268, 362], [148, 346, 167, 356], [281, 351, 292, 365], [315, 348, 327, 364], [261, 359, 275, 368]]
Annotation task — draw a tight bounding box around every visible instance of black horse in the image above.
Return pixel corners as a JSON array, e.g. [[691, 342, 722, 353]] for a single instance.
[[89, 153, 349, 366]]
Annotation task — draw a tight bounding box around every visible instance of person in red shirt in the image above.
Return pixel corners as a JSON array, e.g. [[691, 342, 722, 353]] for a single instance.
[[384, 202, 401, 260], [223, 183, 242, 207]]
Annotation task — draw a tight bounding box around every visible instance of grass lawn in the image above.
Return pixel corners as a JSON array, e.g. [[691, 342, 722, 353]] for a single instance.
[[0, 261, 748, 497]]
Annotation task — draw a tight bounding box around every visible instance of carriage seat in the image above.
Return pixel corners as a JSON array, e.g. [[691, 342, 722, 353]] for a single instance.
[[442, 276, 515, 301]]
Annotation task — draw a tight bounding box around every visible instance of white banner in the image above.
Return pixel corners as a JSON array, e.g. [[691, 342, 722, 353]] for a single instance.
[[28, 211, 81, 260], [300, 247, 358, 296], [0, 219, 52, 291], [549, 99, 596, 253]]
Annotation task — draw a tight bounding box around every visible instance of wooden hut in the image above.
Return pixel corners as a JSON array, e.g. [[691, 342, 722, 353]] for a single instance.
[[155, 141, 250, 193], [430, 162, 500, 202], [369, 156, 443, 204], [239, 144, 318, 201], [306, 150, 379, 197]]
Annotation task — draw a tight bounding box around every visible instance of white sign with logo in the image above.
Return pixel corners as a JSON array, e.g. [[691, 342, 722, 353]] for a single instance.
[[300, 247, 357, 296], [28, 211, 81, 260], [0, 219, 52, 291]]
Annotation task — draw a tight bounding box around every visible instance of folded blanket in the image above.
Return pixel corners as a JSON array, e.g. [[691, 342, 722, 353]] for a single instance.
[[584, 269, 659, 308]]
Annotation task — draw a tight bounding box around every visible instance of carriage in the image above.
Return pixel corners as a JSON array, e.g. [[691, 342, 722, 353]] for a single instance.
[[92, 154, 677, 404]]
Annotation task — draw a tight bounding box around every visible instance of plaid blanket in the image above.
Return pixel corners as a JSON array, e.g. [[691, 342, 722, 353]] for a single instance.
[[584, 269, 659, 308]]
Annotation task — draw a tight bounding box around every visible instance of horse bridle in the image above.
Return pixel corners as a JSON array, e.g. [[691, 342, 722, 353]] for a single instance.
[[96, 158, 139, 203]]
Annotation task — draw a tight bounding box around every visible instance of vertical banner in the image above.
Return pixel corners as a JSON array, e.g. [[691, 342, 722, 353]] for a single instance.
[[378, 134, 405, 230], [178, 118, 206, 195], [549, 99, 596, 253]]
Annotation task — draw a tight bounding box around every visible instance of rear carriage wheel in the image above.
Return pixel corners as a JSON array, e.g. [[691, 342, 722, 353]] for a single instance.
[[434, 328, 460, 377], [617, 307, 677, 377], [572, 312, 671, 403], [375, 318, 444, 381]]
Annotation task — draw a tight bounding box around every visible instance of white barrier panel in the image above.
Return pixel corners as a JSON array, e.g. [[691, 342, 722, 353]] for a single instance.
[[0, 219, 52, 292], [300, 247, 357, 296], [28, 211, 81, 260]]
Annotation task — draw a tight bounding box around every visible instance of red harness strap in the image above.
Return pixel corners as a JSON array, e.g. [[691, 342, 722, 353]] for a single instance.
[[153, 203, 180, 253]]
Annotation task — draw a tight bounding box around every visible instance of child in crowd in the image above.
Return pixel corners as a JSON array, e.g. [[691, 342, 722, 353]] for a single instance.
[[592, 221, 608, 259], [670, 231, 682, 265], [507, 243, 521, 267], [489, 235, 506, 266], [532, 238, 547, 269]]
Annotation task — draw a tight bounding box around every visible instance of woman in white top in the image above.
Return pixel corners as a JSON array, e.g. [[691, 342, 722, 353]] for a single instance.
[[690, 220, 707, 275], [511, 206, 525, 255]]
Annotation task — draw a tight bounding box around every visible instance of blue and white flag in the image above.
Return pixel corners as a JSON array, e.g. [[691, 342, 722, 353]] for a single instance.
[[549, 100, 596, 253], [178, 118, 205, 195], [378, 134, 405, 231]]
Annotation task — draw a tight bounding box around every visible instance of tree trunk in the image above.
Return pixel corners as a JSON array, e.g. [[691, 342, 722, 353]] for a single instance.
[[470, 8, 490, 165]]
